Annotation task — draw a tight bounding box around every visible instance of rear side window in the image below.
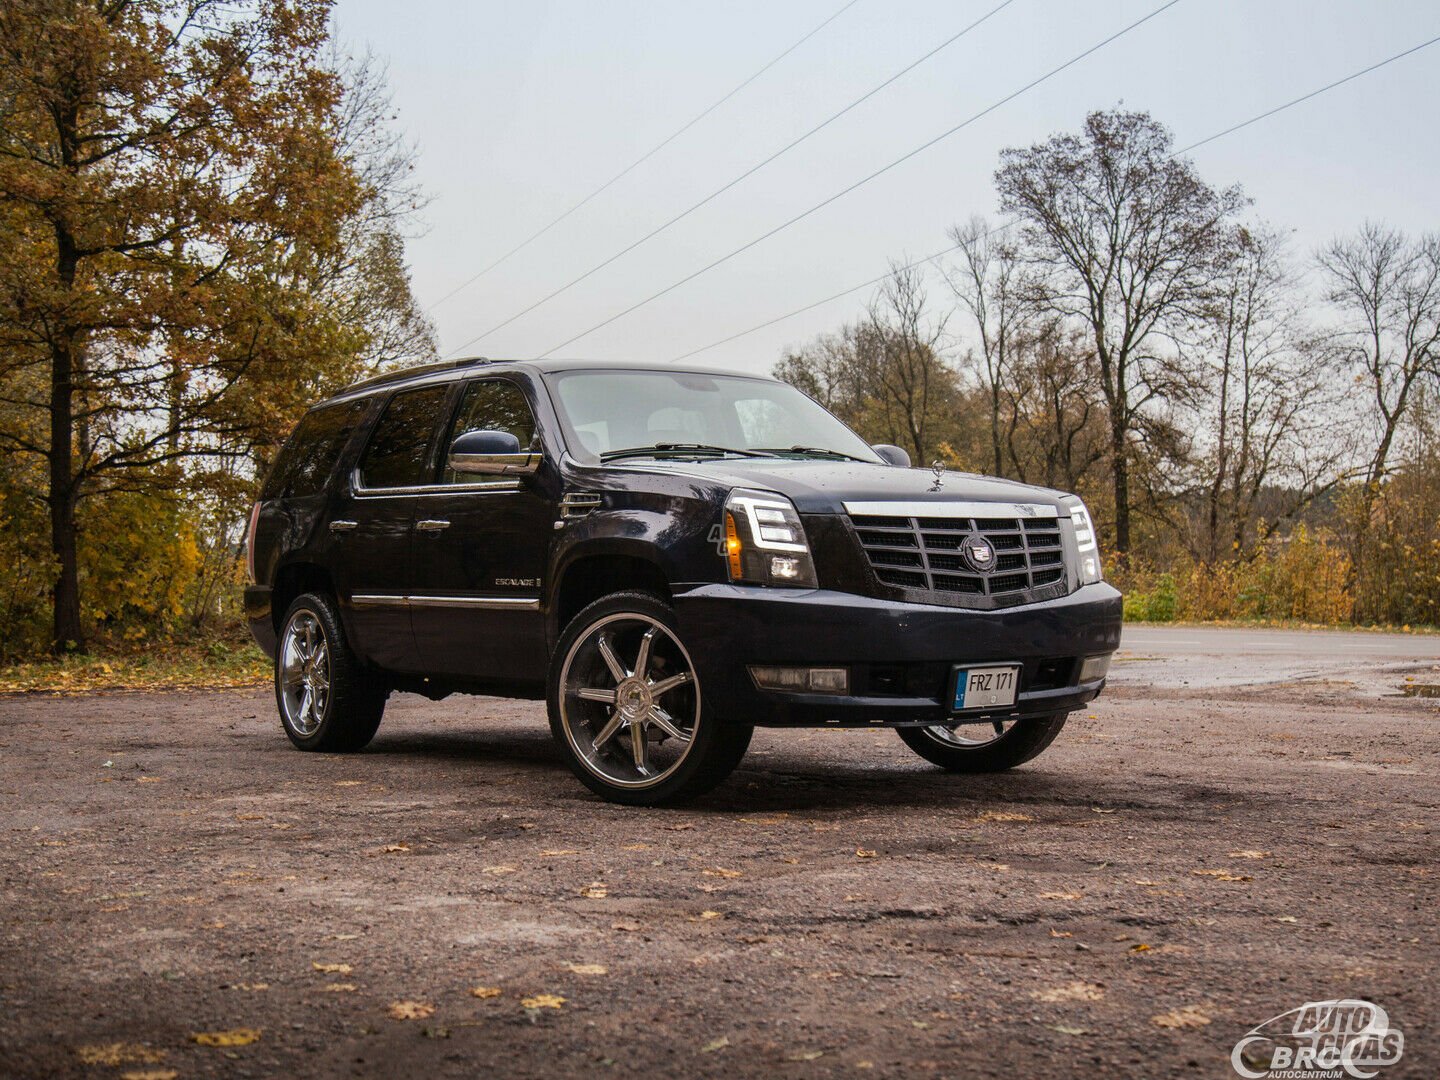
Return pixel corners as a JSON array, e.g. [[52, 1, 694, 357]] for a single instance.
[[262, 400, 367, 499], [441, 380, 539, 484], [358, 384, 452, 489]]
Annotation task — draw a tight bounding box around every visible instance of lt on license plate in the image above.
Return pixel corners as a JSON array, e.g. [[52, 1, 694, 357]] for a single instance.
[[953, 665, 1021, 711]]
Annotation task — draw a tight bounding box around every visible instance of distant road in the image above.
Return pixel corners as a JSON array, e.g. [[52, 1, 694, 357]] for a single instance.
[[1111, 624, 1440, 693]]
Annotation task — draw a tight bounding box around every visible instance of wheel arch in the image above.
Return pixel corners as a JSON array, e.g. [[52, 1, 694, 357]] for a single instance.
[[270, 561, 336, 637], [549, 545, 671, 646]]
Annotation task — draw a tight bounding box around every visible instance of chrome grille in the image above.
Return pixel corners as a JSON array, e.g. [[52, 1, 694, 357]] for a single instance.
[[848, 510, 1066, 605]]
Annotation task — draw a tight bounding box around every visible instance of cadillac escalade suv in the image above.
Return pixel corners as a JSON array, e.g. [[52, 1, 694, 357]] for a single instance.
[[244, 358, 1122, 805]]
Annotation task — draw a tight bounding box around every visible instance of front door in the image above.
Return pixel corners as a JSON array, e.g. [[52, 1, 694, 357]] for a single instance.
[[332, 382, 455, 671], [409, 377, 555, 682]]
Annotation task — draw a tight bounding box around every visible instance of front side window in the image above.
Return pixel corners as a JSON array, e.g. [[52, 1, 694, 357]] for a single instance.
[[263, 400, 368, 499], [358, 384, 452, 489], [441, 379, 539, 483]]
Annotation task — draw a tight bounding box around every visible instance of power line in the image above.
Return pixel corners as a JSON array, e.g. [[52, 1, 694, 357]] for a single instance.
[[535, 0, 1183, 359], [670, 28, 1440, 364], [445, 0, 1022, 358], [425, 0, 864, 314]]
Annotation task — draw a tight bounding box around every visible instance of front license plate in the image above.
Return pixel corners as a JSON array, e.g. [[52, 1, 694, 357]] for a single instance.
[[952, 665, 1021, 712]]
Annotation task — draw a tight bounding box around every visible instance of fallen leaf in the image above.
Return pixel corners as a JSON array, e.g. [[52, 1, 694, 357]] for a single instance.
[[1049, 1024, 1089, 1036], [381, 843, 409, 853], [1276, 915, 1298, 923], [521, 994, 565, 1010], [470, 986, 502, 999], [136, 777, 162, 784], [699, 910, 723, 920], [976, 810, 1034, 822], [1039, 891, 1083, 900], [579, 883, 608, 898], [701, 1036, 731, 1053], [1032, 982, 1105, 1003], [334, 780, 362, 787], [1049, 929, 1073, 938], [482, 865, 519, 875], [564, 963, 607, 975], [322, 983, 357, 993], [231, 983, 269, 991], [1191, 869, 1253, 882], [312, 962, 352, 974], [786, 1050, 825, 1062], [621, 843, 652, 851], [1130, 943, 1152, 953], [75, 1044, 165, 1066], [611, 920, 641, 932], [541, 849, 580, 857], [1090, 807, 1116, 814], [911, 1020, 929, 1029], [191, 1029, 261, 1047], [120, 1071, 177, 1080], [703, 867, 742, 879], [1133, 879, 1166, 887], [1151, 1005, 1211, 1029], [855, 848, 877, 858], [1227, 850, 1271, 859], [388, 1001, 435, 1020], [421, 1026, 450, 1039]]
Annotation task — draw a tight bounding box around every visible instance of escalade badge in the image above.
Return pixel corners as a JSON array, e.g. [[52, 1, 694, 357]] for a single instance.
[[962, 536, 996, 573]]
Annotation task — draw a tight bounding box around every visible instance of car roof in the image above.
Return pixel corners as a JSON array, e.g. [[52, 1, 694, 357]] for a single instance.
[[321, 356, 775, 405]]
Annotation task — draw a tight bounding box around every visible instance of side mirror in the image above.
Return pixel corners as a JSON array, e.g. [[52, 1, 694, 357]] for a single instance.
[[871, 444, 911, 468], [448, 429, 541, 476]]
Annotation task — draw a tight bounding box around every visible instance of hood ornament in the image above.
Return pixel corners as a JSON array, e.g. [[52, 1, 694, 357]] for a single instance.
[[928, 459, 946, 492]]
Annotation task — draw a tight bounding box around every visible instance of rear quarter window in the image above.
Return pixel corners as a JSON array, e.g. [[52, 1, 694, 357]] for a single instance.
[[262, 400, 368, 499]]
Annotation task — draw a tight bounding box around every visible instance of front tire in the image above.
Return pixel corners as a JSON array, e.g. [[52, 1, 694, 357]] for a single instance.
[[547, 591, 752, 806], [276, 592, 386, 752], [897, 713, 1067, 772]]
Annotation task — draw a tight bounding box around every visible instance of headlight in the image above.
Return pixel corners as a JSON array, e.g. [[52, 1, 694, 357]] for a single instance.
[[723, 488, 818, 588], [1062, 495, 1103, 584]]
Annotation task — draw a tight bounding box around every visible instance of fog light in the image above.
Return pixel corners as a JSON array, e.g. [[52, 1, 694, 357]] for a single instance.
[[769, 555, 803, 580], [749, 666, 849, 693], [1079, 654, 1111, 682]]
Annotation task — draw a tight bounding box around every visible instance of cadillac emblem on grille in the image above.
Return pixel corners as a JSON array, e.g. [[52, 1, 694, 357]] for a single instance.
[[961, 535, 997, 573]]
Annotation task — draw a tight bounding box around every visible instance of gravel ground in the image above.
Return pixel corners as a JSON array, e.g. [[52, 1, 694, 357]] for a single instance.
[[0, 656, 1435, 1079]]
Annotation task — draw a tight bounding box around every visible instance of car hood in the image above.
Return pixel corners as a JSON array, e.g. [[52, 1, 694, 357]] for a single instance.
[[613, 457, 1070, 515]]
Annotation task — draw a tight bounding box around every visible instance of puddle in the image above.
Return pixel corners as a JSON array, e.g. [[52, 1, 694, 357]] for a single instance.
[[1394, 683, 1440, 699]]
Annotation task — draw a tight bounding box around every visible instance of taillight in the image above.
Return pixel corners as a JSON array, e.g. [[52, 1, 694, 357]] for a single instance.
[[245, 501, 261, 584]]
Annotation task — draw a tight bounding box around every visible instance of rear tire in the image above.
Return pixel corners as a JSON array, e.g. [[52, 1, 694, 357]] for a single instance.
[[275, 592, 386, 752], [897, 713, 1067, 772], [547, 591, 752, 806]]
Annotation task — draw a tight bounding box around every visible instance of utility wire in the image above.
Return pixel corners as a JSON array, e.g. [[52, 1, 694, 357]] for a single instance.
[[536, 0, 1182, 359], [670, 28, 1440, 364], [445, 0, 1021, 358], [426, 0, 864, 314]]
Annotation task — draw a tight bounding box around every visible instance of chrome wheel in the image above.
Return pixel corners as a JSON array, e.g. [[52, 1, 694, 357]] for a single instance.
[[557, 612, 700, 790], [279, 608, 330, 737], [922, 717, 1017, 749]]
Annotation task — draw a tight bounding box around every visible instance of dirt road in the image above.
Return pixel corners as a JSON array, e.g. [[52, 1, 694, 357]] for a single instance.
[[1, 629, 1435, 1078]]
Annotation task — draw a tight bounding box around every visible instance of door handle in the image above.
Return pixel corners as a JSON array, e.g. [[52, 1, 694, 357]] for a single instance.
[[416, 519, 451, 533], [329, 520, 358, 533]]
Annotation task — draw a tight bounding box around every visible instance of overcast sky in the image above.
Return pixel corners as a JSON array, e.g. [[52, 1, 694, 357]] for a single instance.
[[333, 0, 1438, 376]]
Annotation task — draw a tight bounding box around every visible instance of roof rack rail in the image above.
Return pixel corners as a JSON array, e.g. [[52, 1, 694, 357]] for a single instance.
[[341, 356, 496, 394]]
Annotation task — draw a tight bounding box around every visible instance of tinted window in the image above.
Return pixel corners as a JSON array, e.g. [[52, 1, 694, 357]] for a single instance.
[[358, 385, 452, 488], [442, 380, 539, 484], [262, 400, 367, 499]]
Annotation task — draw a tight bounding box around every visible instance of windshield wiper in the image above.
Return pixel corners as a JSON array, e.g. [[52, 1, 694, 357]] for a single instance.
[[600, 443, 777, 462], [760, 445, 869, 462]]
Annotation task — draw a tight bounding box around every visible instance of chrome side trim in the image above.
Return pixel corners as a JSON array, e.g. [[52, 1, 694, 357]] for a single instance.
[[842, 500, 1059, 519], [350, 469, 522, 498], [350, 593, 538, 611]]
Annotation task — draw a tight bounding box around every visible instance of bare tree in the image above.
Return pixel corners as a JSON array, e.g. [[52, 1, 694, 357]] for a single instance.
[[1190, 227, 1349, 560], [863, 262, 951, 463], [941, 217, 1032, 476], [1317, 223, 1440, 493], [995, 109, 1246, 558]]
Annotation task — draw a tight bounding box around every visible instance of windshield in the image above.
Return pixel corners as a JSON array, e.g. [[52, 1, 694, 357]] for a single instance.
[[546, 369, 882, 464]]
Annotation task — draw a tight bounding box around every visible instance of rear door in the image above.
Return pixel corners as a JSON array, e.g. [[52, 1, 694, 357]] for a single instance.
[[331, 383, 455, 671], [408, 376, 554, 682]]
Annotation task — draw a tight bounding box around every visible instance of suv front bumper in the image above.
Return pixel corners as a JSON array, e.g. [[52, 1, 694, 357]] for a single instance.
[[673, 582, 1122, 727]]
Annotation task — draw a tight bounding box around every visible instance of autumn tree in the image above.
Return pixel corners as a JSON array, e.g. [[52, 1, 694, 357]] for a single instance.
[[0, 0, 433, 651], [995, 109, 1246, 558]]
